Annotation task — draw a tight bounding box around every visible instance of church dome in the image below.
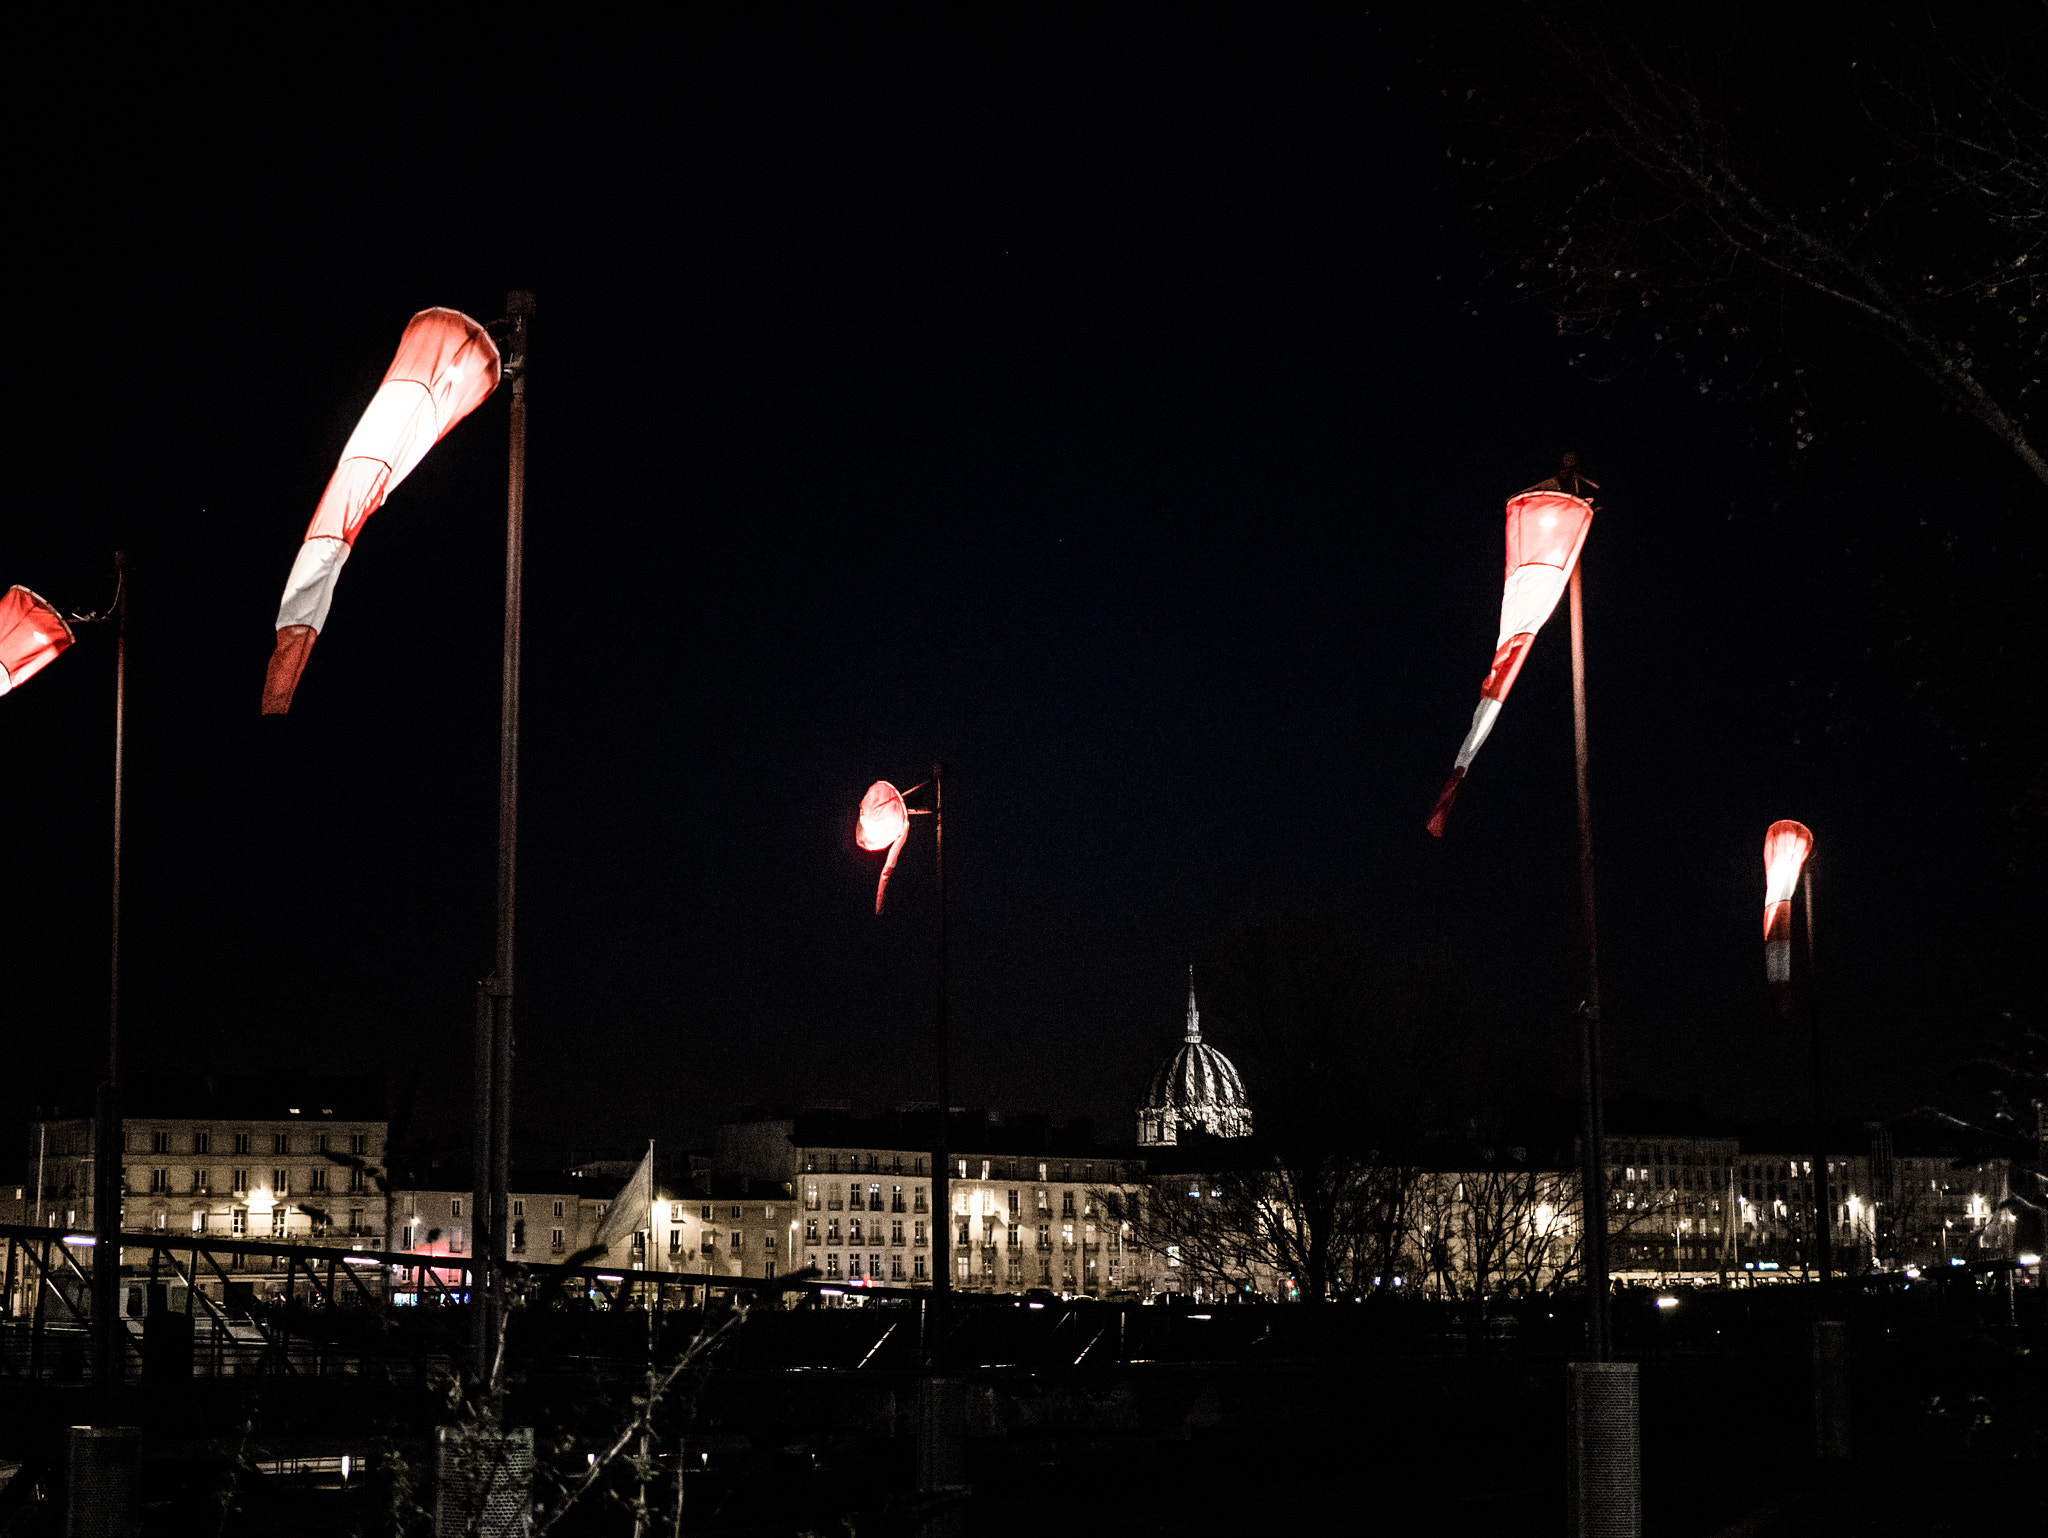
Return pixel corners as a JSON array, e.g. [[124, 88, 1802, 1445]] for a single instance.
[[1137, 971, 1253, 1146]]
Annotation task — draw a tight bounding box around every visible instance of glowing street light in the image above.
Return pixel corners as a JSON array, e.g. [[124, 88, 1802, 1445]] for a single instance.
[[0, 586, 75, 693]]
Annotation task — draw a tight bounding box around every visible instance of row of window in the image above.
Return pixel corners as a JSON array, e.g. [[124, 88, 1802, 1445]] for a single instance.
[[666, 1230, 780, 1257], [140, 1207, 372, 1237], [140, 1130, 371, 1157], [809, 1251, 928, 1281], [666, 1204, 774, 1223], [806, 1217, 924, 1246], [803, 1152, 927, 1176], [799, 1151, 1138, 1185], [805, 1184, 925, 1214], [419, 1198, 568, 1220], [138, 1167, 366, 1195]]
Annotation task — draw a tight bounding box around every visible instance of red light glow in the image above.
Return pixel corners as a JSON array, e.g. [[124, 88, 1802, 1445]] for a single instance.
[[0, 586, 75, 695], [855, 780, 911, 914], [1762, 819, 1813, 985]]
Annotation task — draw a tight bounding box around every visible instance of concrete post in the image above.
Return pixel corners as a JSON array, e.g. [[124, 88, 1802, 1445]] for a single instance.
[[1567, 1360, 1639, 1538], [434, 1424, 534, 1538], [914, 1375, 967, 1538], [1812, 1320, 1851, 1460], [66, 1426, 140, 1538]]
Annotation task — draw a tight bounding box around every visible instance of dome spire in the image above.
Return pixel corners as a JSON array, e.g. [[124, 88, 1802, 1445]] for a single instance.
[[1185, 964, 1201, 1043]]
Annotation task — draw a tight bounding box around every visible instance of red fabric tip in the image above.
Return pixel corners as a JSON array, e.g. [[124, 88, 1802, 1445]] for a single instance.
[[262, 625, 317, 715], [1425, 768, 1465, 838]]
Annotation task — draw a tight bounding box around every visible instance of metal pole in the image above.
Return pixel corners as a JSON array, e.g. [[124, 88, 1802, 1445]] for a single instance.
[[1568, 561, 1612, 1361], [469, 984, 494, 1378], [929, 761, 950, 1361], [470, 293, 533, 1400], [484, 291, 533, 1405], [1804, 869, 1830, 1292], [92, 551, 129, 1421]]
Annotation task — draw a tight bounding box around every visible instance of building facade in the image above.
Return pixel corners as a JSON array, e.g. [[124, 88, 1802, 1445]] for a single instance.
[[26, 1075, 390, 1251], [718, 1111, 1158, 1298]]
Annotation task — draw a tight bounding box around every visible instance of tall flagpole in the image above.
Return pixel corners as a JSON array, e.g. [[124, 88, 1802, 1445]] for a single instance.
[[91, 552, 129, 1421], [1568, 555, 1613, 1361], [929, 761, 950, 1361], [474, 291, 533, 1402]]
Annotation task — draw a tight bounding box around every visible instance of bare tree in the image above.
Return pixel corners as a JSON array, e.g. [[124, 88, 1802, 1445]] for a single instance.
[[1443, 2, 2048, 487], [1118, 1145, 1422, 1302]]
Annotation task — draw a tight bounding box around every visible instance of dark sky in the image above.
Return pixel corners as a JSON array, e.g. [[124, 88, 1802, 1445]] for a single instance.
[[7, 32, 2038, 1167]]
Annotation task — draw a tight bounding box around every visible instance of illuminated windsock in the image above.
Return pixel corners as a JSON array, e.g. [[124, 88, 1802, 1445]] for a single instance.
[[262, 309, 501, 714], [1426, 489, 1596, 836], [855, 781, 911, 914], [0, 586, 75, 695], [1762, 820, 1814, 986]]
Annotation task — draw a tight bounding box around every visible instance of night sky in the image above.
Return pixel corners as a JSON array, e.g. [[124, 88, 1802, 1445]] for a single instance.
[[8, 33, 2038, 1167]]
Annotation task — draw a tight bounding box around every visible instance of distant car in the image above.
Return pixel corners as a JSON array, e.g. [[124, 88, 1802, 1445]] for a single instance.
[[1018, 1288, 1059, 1307]]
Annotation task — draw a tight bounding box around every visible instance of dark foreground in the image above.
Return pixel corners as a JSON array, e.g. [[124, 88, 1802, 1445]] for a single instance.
[[0, 1278, 2040, 1535]]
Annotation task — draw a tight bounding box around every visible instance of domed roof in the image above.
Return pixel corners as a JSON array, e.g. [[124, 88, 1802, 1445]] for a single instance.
[[1137, 971, 1253, 1145]]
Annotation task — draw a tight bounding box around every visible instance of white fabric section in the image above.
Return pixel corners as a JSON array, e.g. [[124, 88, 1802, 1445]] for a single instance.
[[274, 537, 351, 632], [1454, 697, 1503, 769], [1496, 563, 1572, 649], [592, 1146, 655, 1261], [1766, 940, 1791, 985], [0, 663, 13, 694], [340, 379, 442, 494]]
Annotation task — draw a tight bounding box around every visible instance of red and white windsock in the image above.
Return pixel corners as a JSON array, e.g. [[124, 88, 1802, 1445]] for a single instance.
[[1762, 819, 1814, 986], [1426, 489, 1596, 835], [262, 308, 502, 714], [855, 781, 911, 914], [0, 586, 75, 696]]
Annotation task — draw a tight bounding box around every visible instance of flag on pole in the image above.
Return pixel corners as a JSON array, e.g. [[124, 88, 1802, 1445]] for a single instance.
[[1426, 489, 1596, 836], [262, 308, 501, 714], [591, 1144, 656, 1263]]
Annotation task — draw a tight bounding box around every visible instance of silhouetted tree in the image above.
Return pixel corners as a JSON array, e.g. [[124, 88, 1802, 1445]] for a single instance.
[[1442, 2, 2048, 485]]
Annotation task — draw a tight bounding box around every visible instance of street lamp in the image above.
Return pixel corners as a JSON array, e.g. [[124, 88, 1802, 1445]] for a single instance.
[[852, 767, 950, 1355]]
